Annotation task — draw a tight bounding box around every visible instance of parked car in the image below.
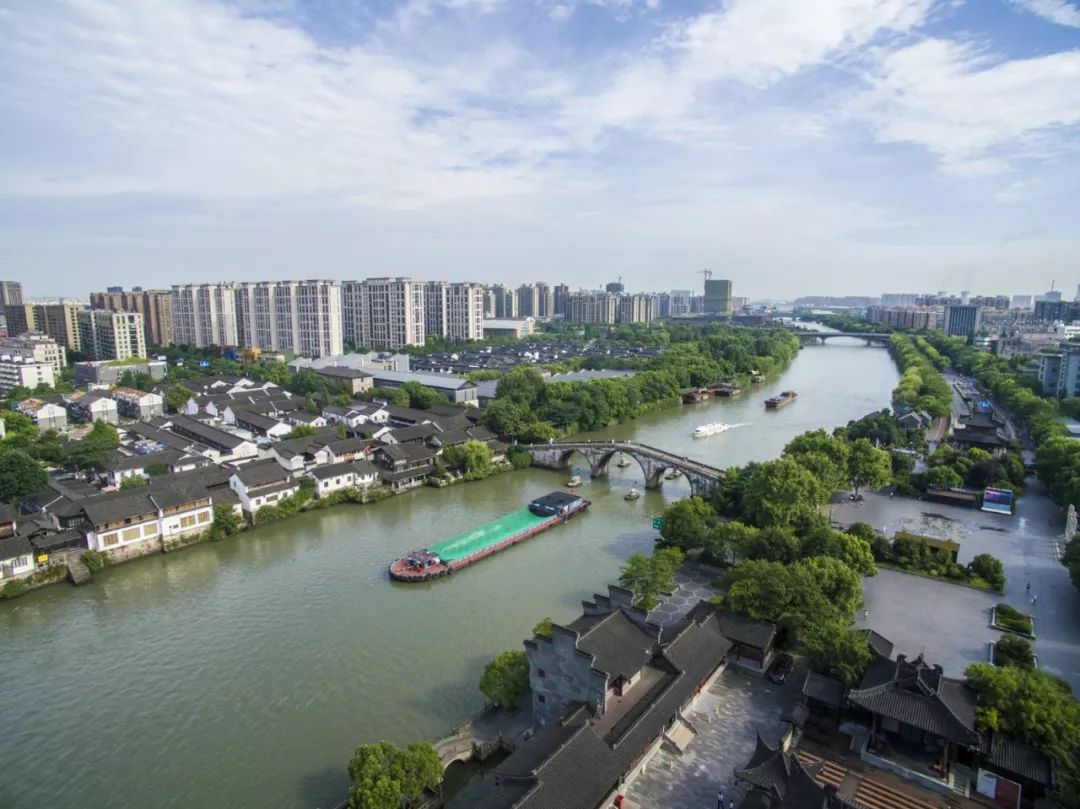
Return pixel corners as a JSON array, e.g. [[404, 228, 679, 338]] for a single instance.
[[768, 654, 794, 684]]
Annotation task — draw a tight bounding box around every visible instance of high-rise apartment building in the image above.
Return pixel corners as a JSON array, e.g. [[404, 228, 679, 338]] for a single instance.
[[553, 284, 569, 317], [669, 290, 693, 317], [535, 283, 554, 318], [617, 293, 656, 324], [1011, 295, 1033, 310], [567, 291, 617, 324], [39, 304, 83, 352], [424, 282, 484, 342], [942, 304, 982, 337], [605, 280, 625, 294], [172, 284, 240, 348], [3, 304, 37, 336], [866, 306, 940, 331], [77, 310, 147, 360], [0, 281, 23, 306], [0, 332, 66, 374], [90, 288, 174, 347], [235, 280, 343, 357], [516, 284, 540, 318], [346, 278, 425, 350], [703, 279, 733, 315], [881, 293, 918, 307], [488, 285, 518, 319]]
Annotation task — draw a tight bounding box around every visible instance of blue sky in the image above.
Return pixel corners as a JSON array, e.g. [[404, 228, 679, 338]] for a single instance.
[[1, 0, 1078, 299]]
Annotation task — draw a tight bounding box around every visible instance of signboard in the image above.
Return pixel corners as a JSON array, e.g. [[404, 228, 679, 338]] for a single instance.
[[982, 487, 1014, 515], [652, 517, 663, 530]]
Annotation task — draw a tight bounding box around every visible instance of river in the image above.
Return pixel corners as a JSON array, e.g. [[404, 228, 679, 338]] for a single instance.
[[0, 334, 898, 809]]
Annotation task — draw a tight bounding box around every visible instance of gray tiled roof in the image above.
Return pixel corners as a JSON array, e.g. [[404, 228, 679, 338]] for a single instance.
[[714, 610, 777, 650], [576, 610, 657, 680], [168, 415, 248, 451], [0, 534, 34, 561], [848, 654, 979, 746], [308, 462, 359, 480], [981, 734, 1054, 786], [802, 672, 845, 708], [233, 460, 291, 488]]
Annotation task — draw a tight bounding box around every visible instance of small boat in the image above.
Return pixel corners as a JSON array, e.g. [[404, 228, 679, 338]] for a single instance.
[[624, 487, 641, 501], [693, 422, 730, 438], [566, 474, 583, 488], [665, 469, 682, 480], [616, 454, 631, 468], [765, 391, 797, 410]]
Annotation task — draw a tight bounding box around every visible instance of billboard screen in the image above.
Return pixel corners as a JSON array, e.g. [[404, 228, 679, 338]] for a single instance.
[[981, 487, 1013, 515]]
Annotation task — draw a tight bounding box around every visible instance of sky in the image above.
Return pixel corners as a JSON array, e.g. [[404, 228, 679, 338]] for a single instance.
[[1, 0, 1079, 300]]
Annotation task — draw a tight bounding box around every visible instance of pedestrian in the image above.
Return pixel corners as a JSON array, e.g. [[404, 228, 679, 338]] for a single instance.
[[1026, 581, 1031, 594], [730, 801, 736, 809], [717, 790, 724, 809], [1032, 594, 1039, 606], [863, 608, 869, 620]]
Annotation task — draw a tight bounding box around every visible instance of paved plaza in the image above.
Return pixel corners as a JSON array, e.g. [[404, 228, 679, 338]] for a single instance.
[[622, 667, 793, 809], [832, 481, 1080, 692], [649, 567, 719, 629]]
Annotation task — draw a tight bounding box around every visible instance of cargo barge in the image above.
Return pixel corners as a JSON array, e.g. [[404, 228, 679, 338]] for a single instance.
[[388, 492, 590, 582], [765, 390, 798, 410]]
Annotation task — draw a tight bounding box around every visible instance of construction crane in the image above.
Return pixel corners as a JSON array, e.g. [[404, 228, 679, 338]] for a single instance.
[[700, 269, 712, 281]]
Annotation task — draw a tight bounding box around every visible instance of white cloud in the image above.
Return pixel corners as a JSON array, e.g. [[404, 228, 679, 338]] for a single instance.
[[855, 38, 1080, 172], [1008, 0, 1080, 27], [565, 0, 934, 136]]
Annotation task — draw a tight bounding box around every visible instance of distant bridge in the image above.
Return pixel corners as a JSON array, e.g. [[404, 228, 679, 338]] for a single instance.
[[523, 441, 724, 498], [796, 331, 891, 345]]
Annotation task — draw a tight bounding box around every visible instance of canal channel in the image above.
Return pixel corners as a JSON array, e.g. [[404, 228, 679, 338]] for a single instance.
[[0, 334, 899, 809]]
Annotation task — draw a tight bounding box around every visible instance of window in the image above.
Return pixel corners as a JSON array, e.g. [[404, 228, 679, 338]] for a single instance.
[[122, 527, 141, 542], [197, 511, 210, 523], [143, 524, 157, 537], [103, 533, 119, 547], [180, 515, 197, 528]]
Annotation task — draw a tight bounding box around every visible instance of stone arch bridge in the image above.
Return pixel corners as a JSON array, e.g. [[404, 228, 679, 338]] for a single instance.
[[523, 441, 723, 498], [796, 331, 891, 345]]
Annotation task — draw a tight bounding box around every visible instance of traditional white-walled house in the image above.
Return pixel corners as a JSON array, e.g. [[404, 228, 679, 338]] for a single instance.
[[224, 407, 292, 440], [101, 449, 211, 489], [18, 398, 68, 431], [64, 392, 119, 425], [167, 415, 258, 463], [288, 411, 327, 429], [270, 430, 337, 472], [306, 461, 379, 497], [229, 460, 300, 514], [111, 387, 164, 420], [80, 491, 160, 553], [0, 535, 36, 581], [322, 402, 388, 431]]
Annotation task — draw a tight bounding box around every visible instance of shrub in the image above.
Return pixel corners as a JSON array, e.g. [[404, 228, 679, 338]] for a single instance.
[[2, 579, 29, 599], [970, 554, 1006, 591], [995, 603, 1034, 635], [508, 447, 532, 470], [82, 550, 107, 573], [994, 635, 1035, 670]]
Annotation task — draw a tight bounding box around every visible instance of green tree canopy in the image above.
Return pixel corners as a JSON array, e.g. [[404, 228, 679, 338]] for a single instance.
[[441, 440, 493, 476], [847, 438, 892, 495], [163, 384, 196, 413], [119, 475, 147, 489], [65, 420, 120, 471], [346, 740, 443, 809], [784, 429, 850, 492], [659, 496, 716, 550], [400, 381, 449, 410], [799, 619, 873, 687], [482, 398, 530, 439], [799, 524, 878, 576], [970, 553, 1005, 591], [478, 650, 530, 710], [742, 458, 828, 527], [994, 635, 1035, 670], [1, 411, 38, 444], [496, 366, 546, 406], [532, 617, 553, 639], [618, 547, 685, 610], [0, 447, 48, 502]]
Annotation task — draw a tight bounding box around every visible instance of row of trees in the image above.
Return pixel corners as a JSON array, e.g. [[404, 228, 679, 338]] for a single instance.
[[889, 334, 952, 417], [481, 325, 801, 440], [0, 414, 120, 502]]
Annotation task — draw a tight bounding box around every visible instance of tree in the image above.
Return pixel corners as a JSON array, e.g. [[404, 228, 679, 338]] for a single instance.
[[65, 420, 120, 471], [119, 475, 147, 489], [347, 740, 442, 809], [532, 617, 553, 639], [659, 496, 716, 550], [784, 429, 850, 491], [479, 650, 530, 710], [496, 366, 546, 406], [482, 398, 529, 438], [209, 504, 243, 539], [925, 465, 963, 489], [163, 384, 195, 413], [704, 520, 759, 564], [1, 411, 38, 444], [994, 635, 1035, 670], [442, 440, 493, 476], [117, 370, 155, 392], [965, 663, 1080, 804], [742, 458, 828, 527], [286, 424, 318, 439], [801, 556, 864, 617], [400, 381, 448, 410], [0, 448, 48, 502], [970, 553, 1005, 591], [847, 438, 892, 495], [799, 524, 878, 576], [618, 547, 685, 610], [799, 619, 873, 686]]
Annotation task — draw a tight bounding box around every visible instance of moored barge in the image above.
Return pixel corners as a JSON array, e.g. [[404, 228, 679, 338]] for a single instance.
[[765, 390, 798, 410], [388, 492, 590, 582]]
